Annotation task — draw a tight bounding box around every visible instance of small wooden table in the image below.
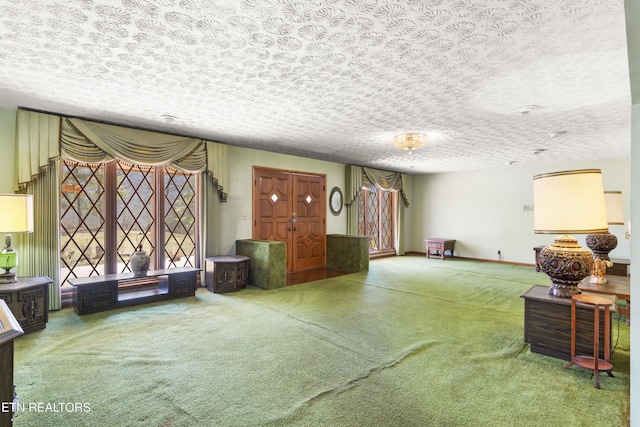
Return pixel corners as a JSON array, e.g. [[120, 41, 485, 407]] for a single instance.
[[579, 274, 630, 324], [425, 239, 455, 260], [204, 256, 249, 293], [0, 276, 51, 334], [564, 294, 614, 389]]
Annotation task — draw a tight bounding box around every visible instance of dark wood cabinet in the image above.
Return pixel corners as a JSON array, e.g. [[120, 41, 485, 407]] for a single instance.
[[1, 299, 24, 427], [205, 256, 249, 293], [69, 268, 199, 315], [0, 276, 51, 334], [0, 340, 15, 427], [521, 285, 611, 360]]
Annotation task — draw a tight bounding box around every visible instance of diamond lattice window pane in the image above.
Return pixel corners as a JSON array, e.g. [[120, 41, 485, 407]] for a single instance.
[[306, 195, 312, 204], [271, 193, 278, 202]]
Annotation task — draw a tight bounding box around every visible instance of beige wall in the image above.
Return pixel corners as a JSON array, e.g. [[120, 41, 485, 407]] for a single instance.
[[409, 159, 631, 264], [220, 145, 347, 255]]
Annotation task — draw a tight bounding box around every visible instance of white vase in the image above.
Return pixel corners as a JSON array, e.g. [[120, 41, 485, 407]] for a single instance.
[[130, 246, 150, 277]]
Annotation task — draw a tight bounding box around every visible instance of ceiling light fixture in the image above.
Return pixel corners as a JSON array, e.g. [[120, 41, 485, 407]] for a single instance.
[[394, 133, 426, 153], [160, 114, 179, 123], [549, 131, 567, 138], [517, 105, 539, 114]]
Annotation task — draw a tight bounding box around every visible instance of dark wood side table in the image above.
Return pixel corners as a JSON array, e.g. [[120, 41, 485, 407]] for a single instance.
[[425, 239, 455, 260], [521, 285, 612, 360], [0, 276, 51, 334], [205, 256, 249, 293], [564, 294, 614, 388]]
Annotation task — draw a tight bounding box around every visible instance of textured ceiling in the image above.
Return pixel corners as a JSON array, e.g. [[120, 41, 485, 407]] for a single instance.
[[0, 0, 631, 174]]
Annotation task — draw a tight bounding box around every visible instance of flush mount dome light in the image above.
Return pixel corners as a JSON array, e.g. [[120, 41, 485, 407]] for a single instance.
[[517, 105, 539, 114], [160, 114, 179, 123], [394, 133, 426, 152], [549, 131, 567, 138]]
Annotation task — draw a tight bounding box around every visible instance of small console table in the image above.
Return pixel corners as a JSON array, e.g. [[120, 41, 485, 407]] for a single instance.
[[425, 238, 456, 260], [204, 256, 249, 293], [521, 285, 612, 360], [69, 268, 199, 315], [0, 276, 51, 334]]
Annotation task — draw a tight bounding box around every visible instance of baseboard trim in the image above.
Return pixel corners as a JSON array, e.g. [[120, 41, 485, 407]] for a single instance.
[[400, 251, 536, 268]]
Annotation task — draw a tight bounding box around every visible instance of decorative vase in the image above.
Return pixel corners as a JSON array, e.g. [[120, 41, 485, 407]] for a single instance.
[[130, 244, 150, 277]]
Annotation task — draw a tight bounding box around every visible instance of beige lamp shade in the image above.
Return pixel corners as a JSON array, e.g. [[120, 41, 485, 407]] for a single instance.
[[0, 194, 34, 233], [604, 191, 624, 225], [533, 169, 608, 234]]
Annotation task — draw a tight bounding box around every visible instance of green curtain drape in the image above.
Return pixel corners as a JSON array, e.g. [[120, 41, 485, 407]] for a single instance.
[[16, 109, 228, 308], [61, 118, 207, 172], [344, 165, 363, 236], [344, 165, 410, 255], [15, 110, 62, 310]]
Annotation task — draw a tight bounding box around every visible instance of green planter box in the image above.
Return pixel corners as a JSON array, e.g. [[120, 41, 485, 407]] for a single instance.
[[326, 234, 369, 273], [236, 239, 286, 290]]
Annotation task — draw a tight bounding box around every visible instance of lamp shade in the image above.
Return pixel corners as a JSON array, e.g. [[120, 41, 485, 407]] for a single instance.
[[604, 191, 624, 225], [533, 169, 608, 234], [0, 194, 34, 233]]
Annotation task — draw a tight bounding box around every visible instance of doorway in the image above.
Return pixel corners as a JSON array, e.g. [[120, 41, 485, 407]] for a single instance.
[[252, 167, 326, 273]]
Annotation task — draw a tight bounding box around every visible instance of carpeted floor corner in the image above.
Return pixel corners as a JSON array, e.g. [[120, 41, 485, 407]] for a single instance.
[[12, 256, 630, 426]]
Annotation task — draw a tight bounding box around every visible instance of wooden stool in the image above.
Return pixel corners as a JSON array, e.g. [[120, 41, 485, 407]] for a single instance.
[[564, 294, 614, 389]]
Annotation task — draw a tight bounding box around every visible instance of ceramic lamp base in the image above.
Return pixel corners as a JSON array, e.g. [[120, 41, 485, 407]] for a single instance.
[[0, 271, 16, 284], [585, 231, 618, 261], [538, 235, 594, 298]]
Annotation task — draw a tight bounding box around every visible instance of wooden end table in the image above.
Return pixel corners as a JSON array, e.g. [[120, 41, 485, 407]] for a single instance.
[[204, 256, 249, 293], [0, 276, 52, 334], [425, 239, 455, 260], [564, 294, 614, 388]]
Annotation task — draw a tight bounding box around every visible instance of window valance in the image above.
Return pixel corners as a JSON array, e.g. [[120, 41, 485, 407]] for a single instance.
[[345, 165, 409, 207], [17, 109, 227, 200], [61, 118, 206, 171]]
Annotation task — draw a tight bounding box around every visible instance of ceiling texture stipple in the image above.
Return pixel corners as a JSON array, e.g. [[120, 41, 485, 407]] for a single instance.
[[0, 0, 631, 174]]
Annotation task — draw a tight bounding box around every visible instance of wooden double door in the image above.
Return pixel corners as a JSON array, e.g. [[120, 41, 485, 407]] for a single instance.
[[253, 167, 326, 273]]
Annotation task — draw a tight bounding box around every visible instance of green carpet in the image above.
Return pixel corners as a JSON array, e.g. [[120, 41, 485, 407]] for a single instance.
[[12, 256, 630, 426]]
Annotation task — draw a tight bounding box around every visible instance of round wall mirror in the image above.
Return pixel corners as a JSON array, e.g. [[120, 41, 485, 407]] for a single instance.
[[329, 187, 343, 216]]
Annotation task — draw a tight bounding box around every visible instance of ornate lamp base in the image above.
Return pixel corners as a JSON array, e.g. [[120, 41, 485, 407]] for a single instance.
[[0, 271, 16, 284], [585, 231, 617, 285], [538, 235, 594, 298]]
